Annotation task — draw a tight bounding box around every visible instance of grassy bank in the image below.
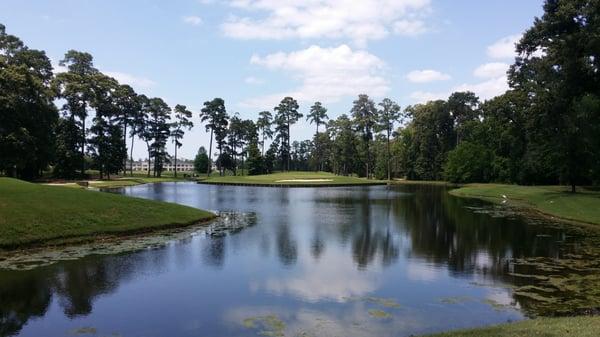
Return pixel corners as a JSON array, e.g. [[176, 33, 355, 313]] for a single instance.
[[423, 316, 600, 337], [450, 184, 600, 226], [0, 177, 215, 249], [43, 176, 195, 189], [200, 171, 385, 186]]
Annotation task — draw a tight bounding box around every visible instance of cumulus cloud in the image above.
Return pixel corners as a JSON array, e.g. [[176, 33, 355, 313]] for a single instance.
[[52, 60, 156, 90], [453, 75, 509, 101], [104, 71, 157, 89], [242, 44, 389, 108], [473, 62, 509, 79], [409, 91, 446, 102], [182, 15, 203, 26], [393, 19, 427, 37], [221, 0, 431, 45], [487, 34, 520, 59], [406, 69, 451, 83]]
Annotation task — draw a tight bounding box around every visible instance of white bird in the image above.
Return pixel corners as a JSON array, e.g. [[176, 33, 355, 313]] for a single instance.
[[502, 194, 507, 199]]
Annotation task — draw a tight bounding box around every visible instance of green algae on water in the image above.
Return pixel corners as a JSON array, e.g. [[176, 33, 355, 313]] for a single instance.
[[242, 315, 286, 337], [439, 296, 473, 304], [344, 296, 401, 308], [368, 309, 392, 319], [0, 211, 256, 271], [69, 327, 97, 335]]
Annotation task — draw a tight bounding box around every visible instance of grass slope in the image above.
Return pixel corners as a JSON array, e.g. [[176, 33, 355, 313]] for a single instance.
[[0, 178, 214, 248], [450, 184, 600, 226], [201, 171, 384, 186], [423, 316, 600, 337]]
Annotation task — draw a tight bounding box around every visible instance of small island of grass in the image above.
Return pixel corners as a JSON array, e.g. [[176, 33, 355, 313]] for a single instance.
[[450, 184, 600, 227], [199, 171, 386, 187], [422, 316, 600, 337], [0, 177, 215, 249]]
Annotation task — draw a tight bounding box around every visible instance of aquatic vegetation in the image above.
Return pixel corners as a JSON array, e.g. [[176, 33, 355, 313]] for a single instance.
[[242, 315, 286, 337], [482, 299, 512, 312], [439, 296, 474, 304], [344, 296, 401, 308], [69, 327, 97, 335], [205, 212, 257, 237], [507, 236, 600, 316], [0, 212, 255, 271], [368, 309, 392, 319]]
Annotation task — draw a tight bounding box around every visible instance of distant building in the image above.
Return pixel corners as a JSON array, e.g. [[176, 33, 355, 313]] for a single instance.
[[127, 159, 195, 172]]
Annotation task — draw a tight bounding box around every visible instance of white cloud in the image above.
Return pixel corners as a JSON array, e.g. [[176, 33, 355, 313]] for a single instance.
[[473, 62, 509, 79], [242, 44, 389, 108], [487, 34, 520, 59], [51, 60, 155, 90], [104, 71, 157, 89], [454, 75, 509, 101], [409, 90, 447, 103], [221, 0, 431, 45], [393, 19, 427, 37], [182, 15, 203, 26], [244, 76, 265, 85], [406, 69, 451, 83]]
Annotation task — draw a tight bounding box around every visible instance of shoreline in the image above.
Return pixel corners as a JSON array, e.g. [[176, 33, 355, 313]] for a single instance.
[[196, 180, 388, 188], [0, 214, 217, 253], [449, 185, 600, 229], [0, 178, 216, 251]]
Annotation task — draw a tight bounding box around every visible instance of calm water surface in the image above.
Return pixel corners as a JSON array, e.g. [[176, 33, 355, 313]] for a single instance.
[[1, 183, 591, 337]]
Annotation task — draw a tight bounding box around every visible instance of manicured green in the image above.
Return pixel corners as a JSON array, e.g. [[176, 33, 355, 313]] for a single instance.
[[201, 171, 384, 186], [422, 316, 600, 337], [88, 176, 189, 188], [0, 178, 215, 248], [450, 184, 600, 226]]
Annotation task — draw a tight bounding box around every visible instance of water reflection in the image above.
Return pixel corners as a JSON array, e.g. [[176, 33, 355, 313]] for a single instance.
[[1, 183, 598, 337]]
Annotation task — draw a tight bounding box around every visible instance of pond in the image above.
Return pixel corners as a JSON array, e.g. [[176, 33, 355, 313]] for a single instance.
[[1, 183, 599, 337]]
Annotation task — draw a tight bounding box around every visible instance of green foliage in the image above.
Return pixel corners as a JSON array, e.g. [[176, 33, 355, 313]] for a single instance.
[[0, 24, 58, 179], [171, 104, 193, 177], [194, 146, 210, 174], [402, 100, 454, 181], [274, 96, 302, 171], [444, 142, 492, 183], [351, 94, 377, 178], [246, 141, 264, 175], [200, 98, 229, 175]]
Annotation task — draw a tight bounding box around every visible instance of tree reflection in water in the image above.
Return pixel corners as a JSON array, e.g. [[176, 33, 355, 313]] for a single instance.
[[1, 183, 597, 336]]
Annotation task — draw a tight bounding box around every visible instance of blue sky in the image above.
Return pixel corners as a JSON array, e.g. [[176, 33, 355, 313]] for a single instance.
[[1, 0, 544, 159]]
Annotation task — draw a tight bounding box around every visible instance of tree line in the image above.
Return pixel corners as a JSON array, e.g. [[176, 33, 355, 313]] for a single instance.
[[2, 0, 600, 191]]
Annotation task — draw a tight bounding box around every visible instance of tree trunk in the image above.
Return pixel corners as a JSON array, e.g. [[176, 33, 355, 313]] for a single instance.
[[366, 140, 370, 179], [81, 117, 86, 177], [387, 130, 391, 181], [130, 135, 135, 176], [123, 123, 127, 175], [174, 143, 178, 178], [146, 142, 151, 177], [207, 129, 213, 177], [287, 120, 291, 171], [315, 123, 319, 172], [571, 183, 576, 193], [218, 146, 222, 176]]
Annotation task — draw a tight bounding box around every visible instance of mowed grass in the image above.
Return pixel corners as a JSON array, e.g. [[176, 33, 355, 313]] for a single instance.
[[201, 171, 384, 186], [0, 177, 215, 248], [450, 184, 600, 226], [88, 176, 189, 188], [422, 316, 600, 337]]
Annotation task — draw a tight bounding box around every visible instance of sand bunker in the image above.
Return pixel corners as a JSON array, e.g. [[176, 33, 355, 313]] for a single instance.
[[275, 179, 334, 183]]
